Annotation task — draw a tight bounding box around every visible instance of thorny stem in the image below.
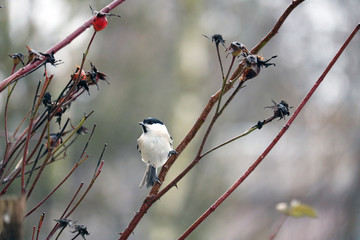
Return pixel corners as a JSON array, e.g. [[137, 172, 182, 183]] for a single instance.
[[178, 23, 360, 240], [152, 78, 247, 206], [155, 81, 247, 203], [0, 0, 127, 92], [119, 1, 305, 239]]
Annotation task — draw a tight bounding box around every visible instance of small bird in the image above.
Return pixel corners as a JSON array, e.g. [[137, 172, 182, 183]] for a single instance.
[[137, 117, 177, 188]]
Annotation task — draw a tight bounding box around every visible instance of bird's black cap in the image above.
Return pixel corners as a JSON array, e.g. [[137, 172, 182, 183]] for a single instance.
[[142, 117, 163, 125]]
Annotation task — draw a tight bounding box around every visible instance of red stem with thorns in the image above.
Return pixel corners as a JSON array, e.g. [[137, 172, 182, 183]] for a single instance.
[[0, 0, 126, 92], [119, 0, 305, 239], [178, 23, 360, 239]]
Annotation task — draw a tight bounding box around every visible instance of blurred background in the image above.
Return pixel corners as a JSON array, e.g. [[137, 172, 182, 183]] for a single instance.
[[1, 0, 360, 239]]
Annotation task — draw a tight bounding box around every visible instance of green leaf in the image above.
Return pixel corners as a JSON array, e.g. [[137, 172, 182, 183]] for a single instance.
[[287, 202, 317, 218]]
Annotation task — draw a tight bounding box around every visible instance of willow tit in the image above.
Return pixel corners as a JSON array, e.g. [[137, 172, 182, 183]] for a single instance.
[[137, 117, 177, 188]]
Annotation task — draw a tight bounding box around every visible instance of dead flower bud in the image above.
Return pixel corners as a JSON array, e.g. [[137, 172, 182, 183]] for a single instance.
[[71, 224, 90, 240], [226, 42, 248, 57], [86, 62, 109, 90], [8, 53, 25, 66], [243, 54, 277, 80], [42, 92, 52, 108], [76, 126, 89, 135], [203, 34, 226, 48], [25, 45, 42, 64], [54, 218, 76, 228], [265, 100, 291, 120]]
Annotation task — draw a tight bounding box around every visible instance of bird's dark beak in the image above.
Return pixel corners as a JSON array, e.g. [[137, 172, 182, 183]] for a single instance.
[[139, 122, 147, 133]]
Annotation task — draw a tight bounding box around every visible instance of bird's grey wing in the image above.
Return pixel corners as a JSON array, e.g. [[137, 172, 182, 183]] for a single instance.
[[170, 135, 174, 147], [137, 138, 141, 153]]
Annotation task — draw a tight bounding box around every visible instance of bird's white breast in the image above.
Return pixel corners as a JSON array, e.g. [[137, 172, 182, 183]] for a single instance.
[[137, 124, 173, 168]]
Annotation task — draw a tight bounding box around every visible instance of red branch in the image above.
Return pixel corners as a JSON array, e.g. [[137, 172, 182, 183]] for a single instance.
[[178, 23, 360, 239], [119, 1, 306, 239], [0, 0, 126, 93]]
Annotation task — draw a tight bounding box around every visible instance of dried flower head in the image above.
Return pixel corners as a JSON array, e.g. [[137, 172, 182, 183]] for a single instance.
[[8, 53, 25, 66], [86, 62, 108, 90], [226, 42, 248, 57], [243, 54, 277, 80], [203, 34, 226, 48], [265, 100, 291, 120], [71, 224, 90, 240]]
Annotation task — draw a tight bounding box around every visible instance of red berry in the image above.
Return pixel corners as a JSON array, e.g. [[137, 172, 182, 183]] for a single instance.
[[92, 13, 108, 31], [72, 66, 86, 81]]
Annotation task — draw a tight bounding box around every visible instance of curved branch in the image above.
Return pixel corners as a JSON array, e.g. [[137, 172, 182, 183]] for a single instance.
[[178, 22, 360, 240], [118, 1, 305, 239], [229, 0, 305, 81]]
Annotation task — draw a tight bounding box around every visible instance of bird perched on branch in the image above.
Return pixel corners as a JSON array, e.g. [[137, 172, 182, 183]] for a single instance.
[[137, 117, 177, 188]]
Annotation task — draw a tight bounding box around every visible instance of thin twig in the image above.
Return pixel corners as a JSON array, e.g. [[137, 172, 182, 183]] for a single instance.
[[46, 182, 84, 240], [24, 155, 89, 218], [36, 213, 45, 240], [21, 80, 42, 195], [65, 160, 105, 218], [215, 55, 236, 114], [25, 145, 44, 189], [178, 23, 360, 240], [32, 226, 36, 240], [52, 112, 94, 156], [118, 1, 306, 238], [93, 144, 107, 178], [4, 82, 18, 146], [79, 124, 97, 160], [201, 125, 258, 158], [269, 215, 288, 240]]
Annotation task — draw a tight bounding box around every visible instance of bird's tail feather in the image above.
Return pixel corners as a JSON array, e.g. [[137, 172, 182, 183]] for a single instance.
[[139, 165, 158, 188]]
